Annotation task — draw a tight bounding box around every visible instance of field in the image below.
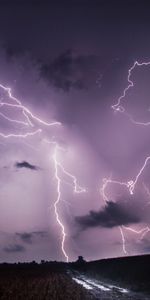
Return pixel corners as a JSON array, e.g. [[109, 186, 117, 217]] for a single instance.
[[0, 263, 92, 300]]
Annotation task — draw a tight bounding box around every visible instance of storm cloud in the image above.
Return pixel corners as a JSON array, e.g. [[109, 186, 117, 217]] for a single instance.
[[16, 231, 48, 244], [16, 233, 33, 244], [15, 161, 39, 171], [76, 201, 141, 230], [41, 50, 104, 91], [3, 244, 25, 253]]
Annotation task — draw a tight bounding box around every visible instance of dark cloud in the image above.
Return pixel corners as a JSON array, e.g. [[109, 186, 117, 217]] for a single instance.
[[16, 231, 48, 244], [41, 49, 104, 91], [16, 233, 33, 244], [75, 201, 141, 230], [3, 244, 25, 253], [15, 161, 39, 171]]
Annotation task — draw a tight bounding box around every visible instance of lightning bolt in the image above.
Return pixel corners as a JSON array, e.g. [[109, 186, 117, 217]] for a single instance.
[[111, 60, 150, 122], [122, 225, 150, 240], [100, 155, 150, 197], [0, 84, 61, 128], [119, 226, 127, 254], [100, 177, 128, 254], [44, 140, 86, 262], [53, 145, 68, 262], [100, 177, 130, 203], [100, 177, 150, 254], [128, 156, 150, 195], [0, 129, 42, 139], [0, 83, 86, 262], [101, 60, 150, 254]]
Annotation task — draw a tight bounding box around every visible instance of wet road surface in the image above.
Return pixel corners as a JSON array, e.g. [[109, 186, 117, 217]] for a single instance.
[[72, 274, 149, 300]]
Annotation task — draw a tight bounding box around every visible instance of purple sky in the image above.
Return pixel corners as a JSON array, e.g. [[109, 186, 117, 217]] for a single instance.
[[0, 0, 150, 262]]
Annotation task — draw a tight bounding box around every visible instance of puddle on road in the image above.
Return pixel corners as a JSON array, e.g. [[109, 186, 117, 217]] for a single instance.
[[72, 275, 150, 300], [72, 275, 129, 294], [72, 277, 93, 290], [108, 284, 129, 293], [82, 278, 111, 291]]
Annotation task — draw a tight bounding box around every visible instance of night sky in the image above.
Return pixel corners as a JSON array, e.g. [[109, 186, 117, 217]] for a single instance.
[[0, 0, 150, 262]]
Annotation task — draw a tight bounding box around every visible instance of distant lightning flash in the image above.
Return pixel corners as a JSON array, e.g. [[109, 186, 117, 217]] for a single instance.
[[129, 156, 150, 195], [100, 155, 150, 197], [111, 60, 150, 122], [101, 60, 150, 254], [111, 60, 150, 194], [123, 225, 150, 240], [100, 177, 150, 254], [0, 83, 86, 262], [100, 177, 130, 203]]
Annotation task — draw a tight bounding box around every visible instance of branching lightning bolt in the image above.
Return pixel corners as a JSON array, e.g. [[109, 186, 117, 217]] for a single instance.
[[44, 140, 86, 262], [111, 60, 150, 123], [100, 176, 150, 254], [101, 60, 150, 254], [53, 146, 68, 262], [0, 83, 61, 128], [0, 83, 86, 262]]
